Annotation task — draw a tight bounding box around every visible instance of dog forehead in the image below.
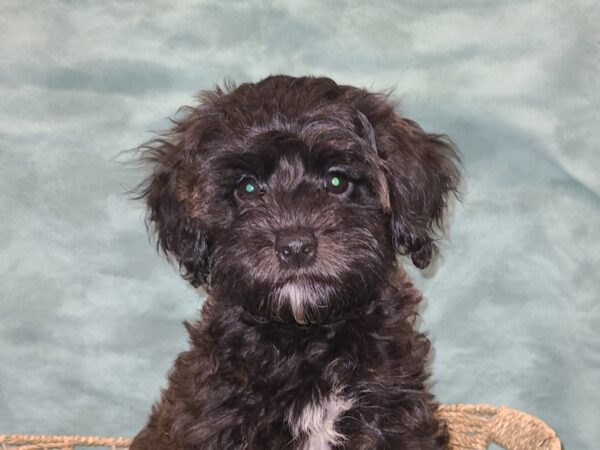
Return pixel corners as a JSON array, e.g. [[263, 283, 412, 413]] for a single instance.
[[252, 140, 356, 188], [242, 121, 375, 172]]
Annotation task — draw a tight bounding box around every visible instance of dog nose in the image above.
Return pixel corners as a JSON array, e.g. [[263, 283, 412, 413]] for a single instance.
[[275, 230, 317, 267]]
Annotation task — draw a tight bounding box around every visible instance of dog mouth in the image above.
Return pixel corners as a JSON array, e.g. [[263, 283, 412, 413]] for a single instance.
[[275, 273, 308, 287], [275, 271, 335, 290], [271, 279, 334, 324]]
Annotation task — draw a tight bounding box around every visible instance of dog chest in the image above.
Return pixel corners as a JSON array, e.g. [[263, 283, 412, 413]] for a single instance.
[[286, 392, 354, 450]]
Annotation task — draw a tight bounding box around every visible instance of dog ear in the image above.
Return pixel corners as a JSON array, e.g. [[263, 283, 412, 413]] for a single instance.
[[380, 115, 460, 268], [136, 109, 210, 287], [343, 87, 460, 268]]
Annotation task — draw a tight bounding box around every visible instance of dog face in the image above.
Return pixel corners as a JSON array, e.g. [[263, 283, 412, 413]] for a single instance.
[[138, 76, 459, 324]]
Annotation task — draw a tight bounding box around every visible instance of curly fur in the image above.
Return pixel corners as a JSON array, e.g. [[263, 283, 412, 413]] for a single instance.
[[130, 75, 460, 449]]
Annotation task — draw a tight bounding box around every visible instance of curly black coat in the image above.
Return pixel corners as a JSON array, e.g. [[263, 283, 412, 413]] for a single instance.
[[130, 75, 460, 450]]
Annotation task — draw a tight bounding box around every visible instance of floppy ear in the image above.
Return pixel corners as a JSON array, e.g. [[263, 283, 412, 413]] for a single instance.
[[136, 108, 210, 287], [342, 86, 460, 268], [380, 115, 460, 268]]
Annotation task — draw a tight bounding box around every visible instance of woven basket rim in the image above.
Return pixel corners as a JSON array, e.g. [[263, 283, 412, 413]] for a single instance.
[[0, 434, 132, 446], [437, 403, 561, 450], [0, 403, 560, 449]]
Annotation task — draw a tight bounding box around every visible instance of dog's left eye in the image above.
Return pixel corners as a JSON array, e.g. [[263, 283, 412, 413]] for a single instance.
[[236, 177, 262, 199], [325, 172, 351, 195]]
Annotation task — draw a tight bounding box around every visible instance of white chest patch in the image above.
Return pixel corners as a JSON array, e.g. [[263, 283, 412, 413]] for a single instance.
[[287, 393, 354, 450]]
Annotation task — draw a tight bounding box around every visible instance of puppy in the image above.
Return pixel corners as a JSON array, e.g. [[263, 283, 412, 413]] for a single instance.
[[130, 75, 460, 449]]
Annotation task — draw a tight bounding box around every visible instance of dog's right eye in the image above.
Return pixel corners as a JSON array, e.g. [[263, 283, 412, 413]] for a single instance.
[[324, 172, 352, 195], [235, 177, 262, 199]]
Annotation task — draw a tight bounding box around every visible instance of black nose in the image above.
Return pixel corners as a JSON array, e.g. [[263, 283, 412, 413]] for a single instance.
[[275, 229, 317, 268]]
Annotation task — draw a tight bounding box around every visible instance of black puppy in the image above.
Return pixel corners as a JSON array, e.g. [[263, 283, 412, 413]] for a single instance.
[[131, 75, 460, 449]]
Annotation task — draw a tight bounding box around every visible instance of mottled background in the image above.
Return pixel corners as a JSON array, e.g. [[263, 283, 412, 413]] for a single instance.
[[1, 1, 598, 448]]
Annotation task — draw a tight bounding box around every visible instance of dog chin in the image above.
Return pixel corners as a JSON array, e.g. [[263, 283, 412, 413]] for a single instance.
[[271, 280, 335, 325]]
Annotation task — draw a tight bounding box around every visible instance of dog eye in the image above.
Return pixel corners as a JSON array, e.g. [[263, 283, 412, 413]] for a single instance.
[[236, 177, 262, 198], [325, 172, 351, 195]]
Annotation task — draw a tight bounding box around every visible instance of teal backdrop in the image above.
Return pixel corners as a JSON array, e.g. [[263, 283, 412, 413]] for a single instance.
[[1, 1, 598, 448]]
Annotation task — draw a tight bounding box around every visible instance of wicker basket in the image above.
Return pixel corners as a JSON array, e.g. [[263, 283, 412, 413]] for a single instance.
[[437, 404, 561, 450], [0, 435, 131, 450], [0, 403, 560, 449]]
